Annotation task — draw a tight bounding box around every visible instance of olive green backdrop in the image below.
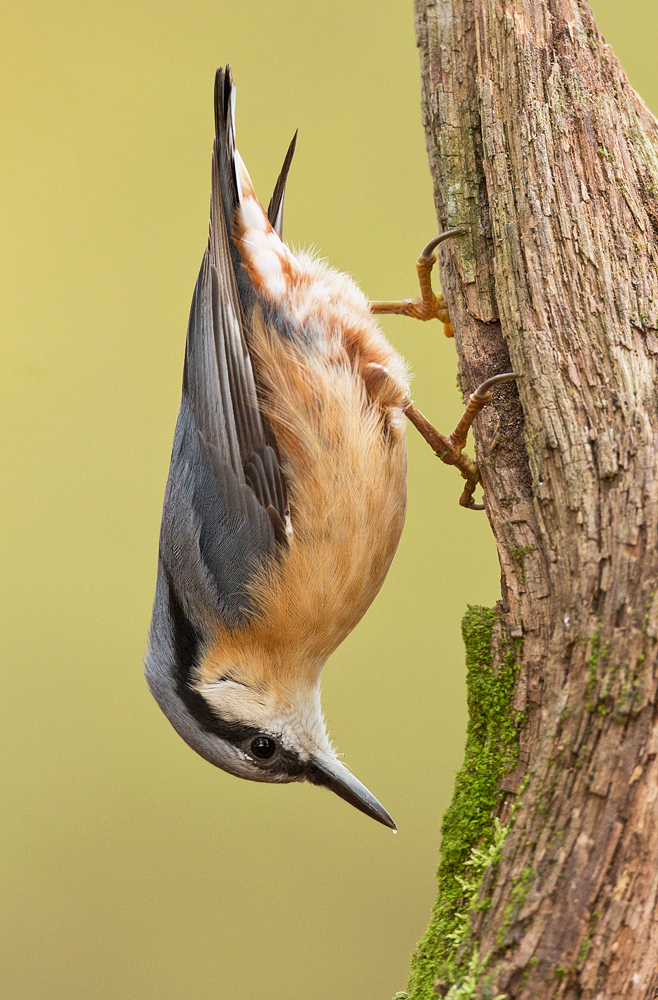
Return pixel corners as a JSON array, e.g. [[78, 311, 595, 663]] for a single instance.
[[1, 2, 654, 998]]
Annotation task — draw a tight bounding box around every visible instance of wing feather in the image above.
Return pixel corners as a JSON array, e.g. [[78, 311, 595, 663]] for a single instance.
[[161, 66, 291, 624]]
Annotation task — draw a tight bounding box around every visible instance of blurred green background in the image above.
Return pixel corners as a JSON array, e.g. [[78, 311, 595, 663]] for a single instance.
[[1, 2, 654, 998]]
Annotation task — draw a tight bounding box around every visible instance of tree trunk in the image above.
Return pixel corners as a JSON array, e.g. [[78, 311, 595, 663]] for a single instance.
[[405, 1, 658, 997]]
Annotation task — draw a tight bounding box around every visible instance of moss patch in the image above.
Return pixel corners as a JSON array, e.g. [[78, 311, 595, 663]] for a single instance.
[[496, 865, 534, 949], [510, 545, 535, 587], [405, 606, 524, 1000]]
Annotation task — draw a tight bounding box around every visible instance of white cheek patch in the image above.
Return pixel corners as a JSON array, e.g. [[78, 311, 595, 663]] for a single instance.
[[200, 680, 270, 730], [198, 678, 329, 762]]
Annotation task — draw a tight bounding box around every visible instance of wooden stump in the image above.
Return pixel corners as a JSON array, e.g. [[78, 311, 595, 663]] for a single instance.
[[408, 1, 658, 997]]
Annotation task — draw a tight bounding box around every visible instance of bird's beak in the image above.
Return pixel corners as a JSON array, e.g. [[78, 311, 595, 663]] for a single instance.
[[308, 755, 396, 831]]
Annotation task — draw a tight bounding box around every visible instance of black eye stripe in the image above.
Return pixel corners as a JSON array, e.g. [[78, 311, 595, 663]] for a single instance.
[[159, 581, 309, 780]]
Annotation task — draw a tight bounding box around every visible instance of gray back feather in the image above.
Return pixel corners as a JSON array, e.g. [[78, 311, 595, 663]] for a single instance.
[[148, 67, 291, 712]]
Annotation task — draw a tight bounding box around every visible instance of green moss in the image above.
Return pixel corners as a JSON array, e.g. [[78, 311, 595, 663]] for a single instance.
[[586, 625, 612, 713], [576, 910, 601, 967], [520, 956, 539, 991], [438, 949, 506, 1000], [643, 592, 655, 636], [510, 545, 535, 587], [613, 639, 645, 720], [496, 866, 534, 948], [406, 606, 525, 1000], [587, 624, 601, 697]]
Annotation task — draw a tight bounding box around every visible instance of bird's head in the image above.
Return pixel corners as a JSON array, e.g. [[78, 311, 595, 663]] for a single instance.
[[146, 614, 396, 830]]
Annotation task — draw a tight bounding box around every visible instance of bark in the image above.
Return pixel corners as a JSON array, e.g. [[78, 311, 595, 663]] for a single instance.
[[406, 1, 658, 998]]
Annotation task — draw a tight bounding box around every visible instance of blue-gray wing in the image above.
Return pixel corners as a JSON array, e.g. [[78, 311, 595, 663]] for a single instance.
[[158, 66, 289, 629]]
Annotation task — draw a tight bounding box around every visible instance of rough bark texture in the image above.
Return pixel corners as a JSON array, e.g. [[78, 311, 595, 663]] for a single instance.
[[406, 1, 658, 998]]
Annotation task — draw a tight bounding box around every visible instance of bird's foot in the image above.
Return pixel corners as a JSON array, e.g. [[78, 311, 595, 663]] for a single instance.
[[370, 229, 466, 338], [404, 373, 520, 510]]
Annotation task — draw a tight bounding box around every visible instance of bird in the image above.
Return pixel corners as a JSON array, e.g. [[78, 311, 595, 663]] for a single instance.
[[146, 66, 517, 830]]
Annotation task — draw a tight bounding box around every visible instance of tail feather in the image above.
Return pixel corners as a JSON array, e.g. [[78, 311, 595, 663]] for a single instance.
[[213, 66, 240, 237], [267, 130, 298, 238]]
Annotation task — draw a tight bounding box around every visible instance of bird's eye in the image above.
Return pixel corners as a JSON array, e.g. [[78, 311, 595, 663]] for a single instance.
[[249, 736, 277, 760]]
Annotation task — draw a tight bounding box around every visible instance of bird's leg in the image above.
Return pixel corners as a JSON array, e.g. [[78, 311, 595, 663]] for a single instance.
[[370, 229, 466, 338], [369, 230, 519, 507], [403, 373, 520, 510]]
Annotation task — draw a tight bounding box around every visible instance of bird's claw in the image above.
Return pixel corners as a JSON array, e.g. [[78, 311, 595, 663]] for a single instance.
[[370, 228, 519, 509], [370, 229, 466, 337], [404, 372, 520, 509]]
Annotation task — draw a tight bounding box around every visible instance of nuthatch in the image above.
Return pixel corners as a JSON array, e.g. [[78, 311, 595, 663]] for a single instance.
[[146, 67, 517, 830]]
